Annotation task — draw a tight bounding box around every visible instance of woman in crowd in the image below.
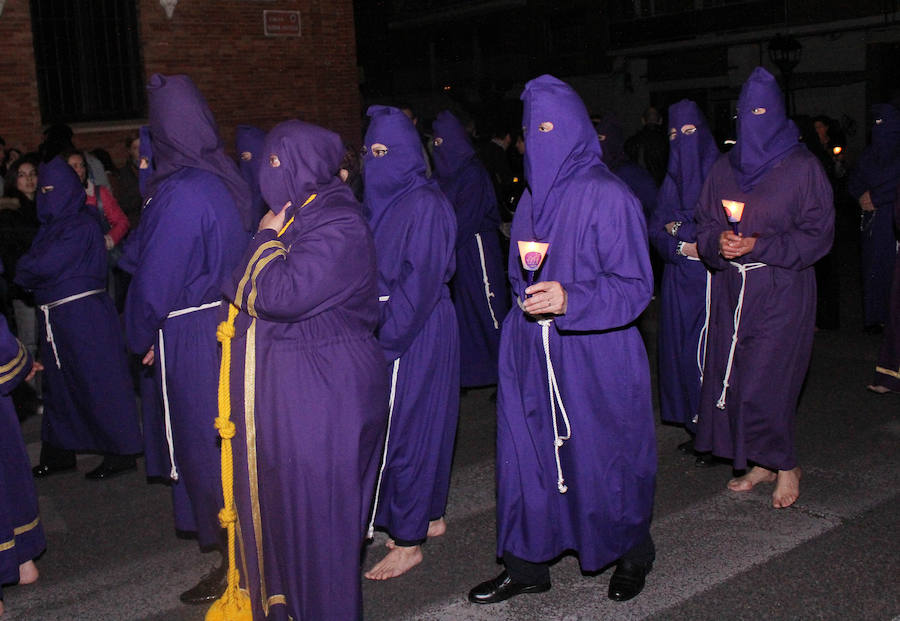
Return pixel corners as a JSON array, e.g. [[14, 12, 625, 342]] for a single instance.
[[221, 119, 388, 620]]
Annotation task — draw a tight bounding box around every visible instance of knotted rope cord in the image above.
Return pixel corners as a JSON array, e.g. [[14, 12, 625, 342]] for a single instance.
[[206, 302, 251, 621], [474, 233, 500, 329], [39, 289, 105, 368], [715, 261, 767, 410], [538, 317, 571, 494]]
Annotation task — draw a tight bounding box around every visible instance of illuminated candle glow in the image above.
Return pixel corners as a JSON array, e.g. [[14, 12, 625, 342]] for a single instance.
[[517, 241, 549, 272], [721, 199, 745, 235]]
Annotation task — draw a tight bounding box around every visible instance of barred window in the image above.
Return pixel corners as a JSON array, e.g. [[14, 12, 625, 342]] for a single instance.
[[30, 0, 145, 124]]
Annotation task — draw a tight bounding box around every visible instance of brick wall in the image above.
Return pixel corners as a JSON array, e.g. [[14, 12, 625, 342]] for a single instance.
[[1, 0, 361, 170]]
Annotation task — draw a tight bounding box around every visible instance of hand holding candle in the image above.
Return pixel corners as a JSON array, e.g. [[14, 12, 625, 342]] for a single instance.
[[721, 199, 745, 234], [523, 280, 568, 316]]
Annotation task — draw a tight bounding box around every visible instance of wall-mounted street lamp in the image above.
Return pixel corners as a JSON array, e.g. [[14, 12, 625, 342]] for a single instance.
[[767, 33, 802, 115]]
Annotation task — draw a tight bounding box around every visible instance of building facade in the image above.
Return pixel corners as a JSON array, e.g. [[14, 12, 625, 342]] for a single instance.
[[1, 0, 360, 167]]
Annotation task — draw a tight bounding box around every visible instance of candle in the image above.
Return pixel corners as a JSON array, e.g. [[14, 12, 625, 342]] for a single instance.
[[517, 241, 549, 273], [721, 199, 745, 234]]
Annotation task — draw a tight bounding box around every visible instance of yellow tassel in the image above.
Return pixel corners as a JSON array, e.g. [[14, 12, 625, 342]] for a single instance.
[[206, 304, 252, 621]]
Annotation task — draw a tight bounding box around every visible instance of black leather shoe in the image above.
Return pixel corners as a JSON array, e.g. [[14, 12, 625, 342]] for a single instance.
[[608, 560, 650, 602], [180, 563, 227, 605], [468, 571, 551, 604], [694, 452, 716, 468], [85, 461, 137, 480], [32, 463, 76, 478], [676, 438, 694, 454]]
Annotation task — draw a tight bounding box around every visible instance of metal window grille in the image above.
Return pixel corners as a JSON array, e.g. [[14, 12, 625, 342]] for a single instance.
[[30, 0, 145, 124]]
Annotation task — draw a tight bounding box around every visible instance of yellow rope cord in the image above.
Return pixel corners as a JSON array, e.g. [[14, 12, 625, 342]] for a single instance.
[[206, 302, 252, 621]]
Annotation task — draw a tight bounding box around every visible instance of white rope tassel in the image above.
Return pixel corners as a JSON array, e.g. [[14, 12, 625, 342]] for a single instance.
[[39, 289, 106, 369], [693, 270, 713, 424], [474, 233, 500, 329], [538, 318, 571, 493], [157, 328, 179, 481], [716, 262, 767, 410], [368, 356, 400, 538]]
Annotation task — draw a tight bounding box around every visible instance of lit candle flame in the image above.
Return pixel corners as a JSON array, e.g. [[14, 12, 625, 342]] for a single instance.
[[517, 240, 549, 272], [721, 199, 745, 224], [832, 146, 842, 155]]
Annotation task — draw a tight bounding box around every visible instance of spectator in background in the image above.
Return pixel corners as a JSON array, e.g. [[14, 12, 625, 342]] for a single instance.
[[39, 124, 109, 188], [113, 133, 143, 230], [625, 105, 669, 187], [848, 104, 900, 334], [234, 125, 268, 224]]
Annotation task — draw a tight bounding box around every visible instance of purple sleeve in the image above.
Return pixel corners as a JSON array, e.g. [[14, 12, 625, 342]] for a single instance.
[[0, 316, 31, 396], [124, 192, 205, 354], [695, 169, 731, 271], [378, 200, 456, 361], [451, 166, 499, 248], [554, 186, 654, 332], [648, 179, 680, 262], [15, 218, 103, 289], [748, 159, 835, 270], [234, 213, 371, 322]]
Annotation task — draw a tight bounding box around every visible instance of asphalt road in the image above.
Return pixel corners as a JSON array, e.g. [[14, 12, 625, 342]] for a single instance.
[[3, 216, 898, 620]]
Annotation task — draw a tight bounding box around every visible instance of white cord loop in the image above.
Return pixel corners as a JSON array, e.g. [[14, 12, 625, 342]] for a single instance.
[[538, 318, 571, 494], [715, 262, 767, 410], [39, 289, 106, 369], [158, 300, 222, 481], [474, 233, 500, 329]]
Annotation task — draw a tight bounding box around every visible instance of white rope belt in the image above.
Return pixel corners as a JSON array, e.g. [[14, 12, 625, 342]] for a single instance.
[[715, 262, 768, 410], [367, 294, 393, 538], [474, 233, 500, 330], [368, 355, 399, 538], [158, 300, 222, 481], [694, 270, 713, 425], [538, 318, 571, 494], [40, 289, 106, 369]]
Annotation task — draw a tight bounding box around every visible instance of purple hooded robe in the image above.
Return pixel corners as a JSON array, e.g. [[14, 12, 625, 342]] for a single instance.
[[596, 114, 659, 222], [847, 104, 900, 327], [15, 158, 141, 456], [648, 100, 719, 431], [223, 120, 388, 621], [0, 315, 45, 601], [124, 74, 250, 547], [235, 124, 268, 225], [362, 105, 460, 545], [872, 184, 900, 391], [432, 110, 509, 387], [694, 67, 834, 471], [496, 75, 656, 570], [118, 126, 170, 481]]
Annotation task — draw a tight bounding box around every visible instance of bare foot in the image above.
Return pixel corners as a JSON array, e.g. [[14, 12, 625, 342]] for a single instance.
[[19, 560, 39, 585], [772, 467, 802, 508], [426, 517, 446, 538], [386, 518, 447, 549], [727, 466, 776, 491], [364, 545, 423, 580], [866, 384, 893, 395]]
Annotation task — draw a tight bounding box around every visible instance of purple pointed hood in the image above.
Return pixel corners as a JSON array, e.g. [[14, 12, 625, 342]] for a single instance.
[[362, 105, 432, 229], [138, 125, 154, 200], [431, 110, 476, 177], [520, 74, 605, 239], [666, 99, 720, 214], [257, 120, 349, 219], [728, 67, 801, 192], [146, 74, 253, 230], [36, 157, 86, 224], [593, 114, 627, 169], [236, 124, 268, 219]]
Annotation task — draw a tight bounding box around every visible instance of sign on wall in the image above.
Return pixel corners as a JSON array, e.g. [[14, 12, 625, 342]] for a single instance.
[[263, 10, 301, 37]]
